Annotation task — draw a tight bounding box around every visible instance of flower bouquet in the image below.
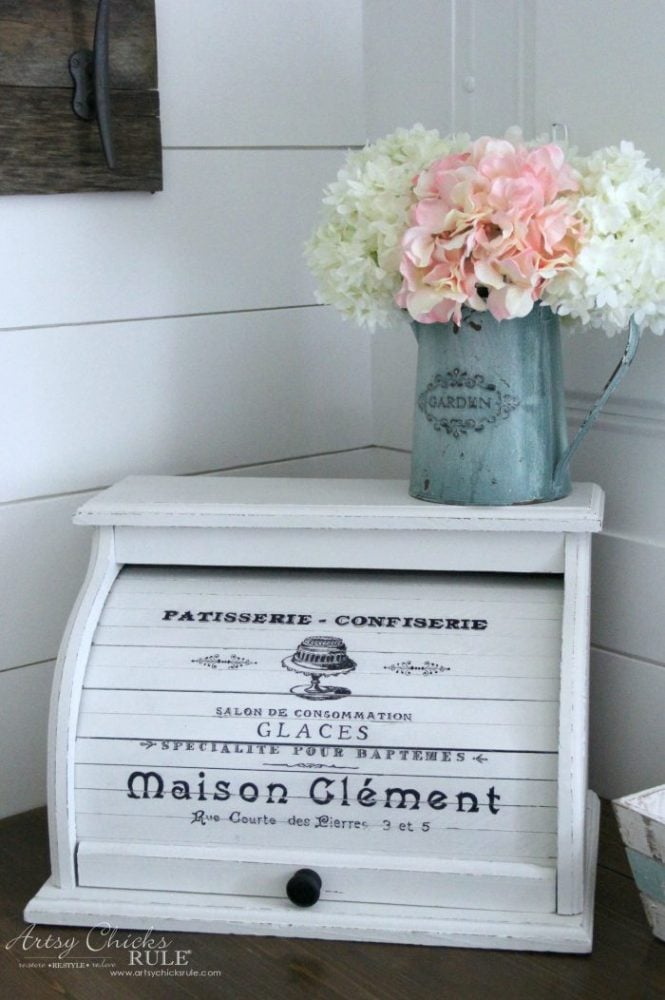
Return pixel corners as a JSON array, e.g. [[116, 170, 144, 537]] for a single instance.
[[305, 127, 665, 505], [305, 125, 665, 336]]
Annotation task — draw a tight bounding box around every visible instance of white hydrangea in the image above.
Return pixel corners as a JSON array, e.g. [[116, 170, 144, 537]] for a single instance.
[[304, 125, 470, 330], [542, 142, 665, 335]]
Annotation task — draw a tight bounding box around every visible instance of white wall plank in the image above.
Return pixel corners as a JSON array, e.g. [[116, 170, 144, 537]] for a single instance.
[[0, 495, 95, 673], [0, 662, 53, 820], [533, 0, 665, 161], [453, 0, 529, 136], [371, 320, 417, 451], [590, 648, 665, 799], [562, 324, 665, 420], [566, 416, 665, 546], [364, 0, 529, 142], [157, 0, 364, 147], [363, 0, 454, 138], [0, 149, 342, 329], [0, 308, 372, 502], [218, 446, 410, 481], [591, 534, 665, 667]]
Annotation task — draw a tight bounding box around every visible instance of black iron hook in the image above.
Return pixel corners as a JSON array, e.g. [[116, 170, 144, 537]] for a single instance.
[[69, 0, 115, 169]]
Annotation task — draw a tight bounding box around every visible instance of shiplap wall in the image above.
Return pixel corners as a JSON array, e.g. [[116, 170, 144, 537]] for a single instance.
[[0, 0, 372, 818], [3, 0, 663, 820], [366, 0, 665, 799]]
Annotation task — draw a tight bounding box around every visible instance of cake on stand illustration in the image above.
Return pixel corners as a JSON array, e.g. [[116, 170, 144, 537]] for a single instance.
[[282, 635, 356, 700]]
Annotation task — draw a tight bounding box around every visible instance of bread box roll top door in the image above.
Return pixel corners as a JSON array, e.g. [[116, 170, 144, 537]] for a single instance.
[[74, 565, 563, 913]]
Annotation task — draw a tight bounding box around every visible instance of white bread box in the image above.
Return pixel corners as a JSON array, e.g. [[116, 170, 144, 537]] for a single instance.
[[25, 476, 604, 952]]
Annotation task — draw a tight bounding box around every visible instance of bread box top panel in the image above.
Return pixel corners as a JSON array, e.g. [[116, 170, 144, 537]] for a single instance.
[[73, 476, 605, 533]]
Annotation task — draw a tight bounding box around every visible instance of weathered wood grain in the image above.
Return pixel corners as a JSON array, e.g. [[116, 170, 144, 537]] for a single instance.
[[0, 0, 157, 89], [0, 0, 161, 193], [0, 87, 161, 193]]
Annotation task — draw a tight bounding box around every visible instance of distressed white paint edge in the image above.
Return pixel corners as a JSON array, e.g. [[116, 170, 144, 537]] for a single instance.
[[112, 526, 565, 574], [641, 895, 665, 943], [556, 533, 592, 914], [73, 477, 605, 533], [614, 783, 665, 822], [26, 792, 597, 952], [77, 843, 557, 911], [75, 840, 558, 876], [613, 784, 665, 865], [47, 528, 121, 888]]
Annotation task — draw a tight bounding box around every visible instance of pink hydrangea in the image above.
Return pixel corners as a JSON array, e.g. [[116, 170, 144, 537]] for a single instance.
[[396, 137, 584, 325]]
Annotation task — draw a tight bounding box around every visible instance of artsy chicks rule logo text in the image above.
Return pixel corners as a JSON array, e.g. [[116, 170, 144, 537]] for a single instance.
[[5, 923, 190, 969]]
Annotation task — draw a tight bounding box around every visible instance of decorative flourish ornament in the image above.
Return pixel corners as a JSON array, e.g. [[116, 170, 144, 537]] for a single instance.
[[418, 369, 521, 438]]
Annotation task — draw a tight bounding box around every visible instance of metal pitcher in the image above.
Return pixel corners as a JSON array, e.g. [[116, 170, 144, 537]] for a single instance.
[[410, 304, 641, 505]]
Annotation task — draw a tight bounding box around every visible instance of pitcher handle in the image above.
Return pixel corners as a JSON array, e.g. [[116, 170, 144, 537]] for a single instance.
[[553, 315, 642, 494]]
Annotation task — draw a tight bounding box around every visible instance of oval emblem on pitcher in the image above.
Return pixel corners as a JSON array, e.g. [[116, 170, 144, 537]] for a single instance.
[[418, 369, 520, 438]]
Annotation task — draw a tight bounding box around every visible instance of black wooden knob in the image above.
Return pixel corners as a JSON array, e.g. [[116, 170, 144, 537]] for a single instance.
[[286, 868, 322, 907]]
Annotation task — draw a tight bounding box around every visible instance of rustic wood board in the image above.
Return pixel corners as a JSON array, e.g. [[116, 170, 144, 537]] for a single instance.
[[0, 0, 161, 193], [0, 0, 157, 89]]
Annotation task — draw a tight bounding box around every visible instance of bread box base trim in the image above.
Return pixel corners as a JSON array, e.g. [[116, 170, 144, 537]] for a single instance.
[[24, 793, 598, 953]]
